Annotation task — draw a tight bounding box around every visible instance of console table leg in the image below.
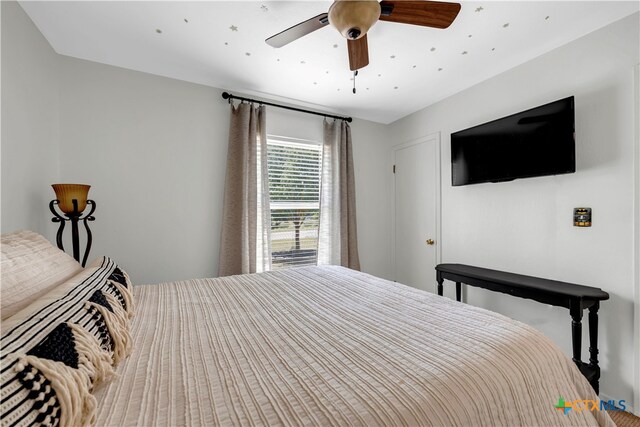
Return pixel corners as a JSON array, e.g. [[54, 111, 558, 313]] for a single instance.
[[570, 303, 583, 365], [456, 282, 461, 302], [436, 274, 443, 296], [588, 302, 601, 394]]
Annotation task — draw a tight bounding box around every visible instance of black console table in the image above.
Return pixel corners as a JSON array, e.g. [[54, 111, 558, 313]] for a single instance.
[[435, 263, 609, 393]]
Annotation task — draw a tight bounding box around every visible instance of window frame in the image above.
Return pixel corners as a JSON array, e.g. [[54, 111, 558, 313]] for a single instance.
[[266, 135, 323, 270]]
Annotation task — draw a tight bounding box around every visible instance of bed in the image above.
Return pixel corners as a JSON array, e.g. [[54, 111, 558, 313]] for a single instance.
[[1, 231, 614, 426]]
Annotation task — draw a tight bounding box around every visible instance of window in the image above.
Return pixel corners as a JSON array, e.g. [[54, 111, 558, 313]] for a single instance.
[[267, 138, 322, 270]]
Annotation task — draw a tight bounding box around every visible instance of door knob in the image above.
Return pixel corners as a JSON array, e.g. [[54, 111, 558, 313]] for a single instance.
[[426, 239, 435, 245]]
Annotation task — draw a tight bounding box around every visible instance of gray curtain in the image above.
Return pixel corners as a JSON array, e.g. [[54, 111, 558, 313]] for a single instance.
[[218, 103, 271, 276], [318, 119, 360, 270]]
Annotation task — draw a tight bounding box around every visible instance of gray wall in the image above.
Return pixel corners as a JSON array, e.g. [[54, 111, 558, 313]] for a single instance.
[[1, 1, 60, 239], [56, 57, 227, 283], [56, 56, 391, 283], [387, 12, 639, 409], [1, 1, 392, 284]]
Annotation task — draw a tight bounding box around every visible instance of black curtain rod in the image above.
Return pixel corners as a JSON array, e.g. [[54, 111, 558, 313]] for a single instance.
[[221, 92, 352, 123]]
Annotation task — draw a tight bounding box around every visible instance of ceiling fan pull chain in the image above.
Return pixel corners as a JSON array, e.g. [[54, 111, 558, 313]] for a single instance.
[[353, 70, 358, 94]]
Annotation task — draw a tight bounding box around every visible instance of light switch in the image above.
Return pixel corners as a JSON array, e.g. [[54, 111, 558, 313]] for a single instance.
[[574, 208, 592, 227]]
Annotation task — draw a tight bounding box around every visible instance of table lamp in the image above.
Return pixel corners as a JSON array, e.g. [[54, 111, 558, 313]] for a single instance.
[[49, 184, 96, 267]]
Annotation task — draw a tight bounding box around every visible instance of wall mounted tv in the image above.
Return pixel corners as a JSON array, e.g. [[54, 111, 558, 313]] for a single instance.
[[451, 96, 575, 186]]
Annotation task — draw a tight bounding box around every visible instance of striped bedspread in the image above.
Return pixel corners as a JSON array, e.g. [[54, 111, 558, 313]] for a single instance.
[[93, 266, 613, 426]]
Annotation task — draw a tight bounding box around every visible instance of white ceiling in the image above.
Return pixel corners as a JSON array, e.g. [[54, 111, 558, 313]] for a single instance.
[[20, 1, 639, 124]]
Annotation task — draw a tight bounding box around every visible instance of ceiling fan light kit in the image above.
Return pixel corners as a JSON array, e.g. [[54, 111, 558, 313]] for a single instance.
[[328, 0, 381, 40], [266, 0, 461, 74]]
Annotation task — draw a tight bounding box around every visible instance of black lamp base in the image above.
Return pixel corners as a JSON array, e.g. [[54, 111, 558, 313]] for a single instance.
[[50, 199, 96, 267]]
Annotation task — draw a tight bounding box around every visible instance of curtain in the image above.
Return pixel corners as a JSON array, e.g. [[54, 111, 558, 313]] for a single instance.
[[218, 103, 271, 276], [318, 119, 361, 270]]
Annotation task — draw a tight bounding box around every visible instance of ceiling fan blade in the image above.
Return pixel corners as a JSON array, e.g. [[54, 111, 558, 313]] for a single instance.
[[379, 1, 461, 29], [265, 13, 329, 48], [347, 35, 369, 71]]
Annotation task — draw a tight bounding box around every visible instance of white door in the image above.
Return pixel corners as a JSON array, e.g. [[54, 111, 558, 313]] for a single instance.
[[393, 134, 441, 293]]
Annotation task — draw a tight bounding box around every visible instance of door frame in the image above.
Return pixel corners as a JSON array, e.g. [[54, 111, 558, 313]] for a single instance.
[[633, 63, 639, 415], [390, 132, 442, 291]]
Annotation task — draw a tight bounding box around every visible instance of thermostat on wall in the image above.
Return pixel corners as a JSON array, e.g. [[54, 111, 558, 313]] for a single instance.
[[574, 208, 592, 227]]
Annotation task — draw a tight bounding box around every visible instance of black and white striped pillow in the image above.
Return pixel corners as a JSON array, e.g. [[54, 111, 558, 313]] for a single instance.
[[0, 257, 134, 427]]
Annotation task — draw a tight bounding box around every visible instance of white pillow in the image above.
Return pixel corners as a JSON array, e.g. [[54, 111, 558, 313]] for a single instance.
[[1, 230, 83, 319]]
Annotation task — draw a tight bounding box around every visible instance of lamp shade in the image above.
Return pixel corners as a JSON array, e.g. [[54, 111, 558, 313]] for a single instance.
[[328, 0, 381, 40], [51, 184, 91, 214]]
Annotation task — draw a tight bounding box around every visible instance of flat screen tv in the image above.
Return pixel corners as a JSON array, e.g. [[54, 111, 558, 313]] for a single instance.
[[451, 96, 575, 186]]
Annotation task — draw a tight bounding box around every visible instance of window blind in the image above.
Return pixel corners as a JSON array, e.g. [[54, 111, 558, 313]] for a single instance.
[[267, 139, 321, 270]]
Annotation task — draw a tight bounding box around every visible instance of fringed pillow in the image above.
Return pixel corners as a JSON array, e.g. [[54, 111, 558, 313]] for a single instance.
[[5, 322, 114, 427], [103, 265, 135, 320], [1, 257, 135, 427]]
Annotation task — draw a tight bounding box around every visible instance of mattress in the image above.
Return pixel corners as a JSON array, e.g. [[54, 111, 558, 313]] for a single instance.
[[92, 266, 612, 426]]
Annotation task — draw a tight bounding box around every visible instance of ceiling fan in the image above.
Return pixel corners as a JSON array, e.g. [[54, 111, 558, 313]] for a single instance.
[[265, 0, 461, 71]]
